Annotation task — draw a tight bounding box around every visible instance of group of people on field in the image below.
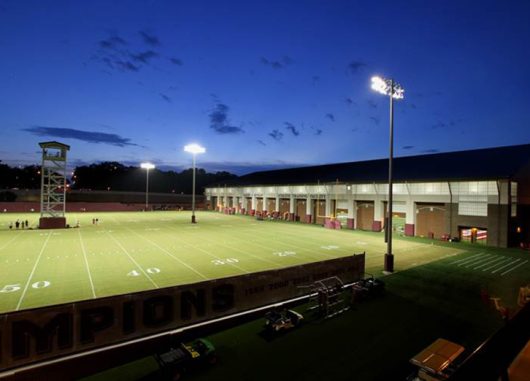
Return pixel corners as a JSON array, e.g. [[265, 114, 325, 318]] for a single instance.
[[9, 219, 29, 229]]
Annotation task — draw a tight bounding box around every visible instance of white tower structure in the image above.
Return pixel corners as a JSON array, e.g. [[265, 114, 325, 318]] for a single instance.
[[39, 141, 70, 229]]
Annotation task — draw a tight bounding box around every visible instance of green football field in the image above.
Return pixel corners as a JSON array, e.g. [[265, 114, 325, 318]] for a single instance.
[[0, 211, 525, 314]]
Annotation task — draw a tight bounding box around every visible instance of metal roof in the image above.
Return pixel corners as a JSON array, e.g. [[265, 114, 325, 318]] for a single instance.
[[38, 141, 71, 150], [225, 144, 530, 186]]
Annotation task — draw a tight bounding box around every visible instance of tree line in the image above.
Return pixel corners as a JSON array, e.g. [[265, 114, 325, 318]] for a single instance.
[[0, 161, 237, 194]]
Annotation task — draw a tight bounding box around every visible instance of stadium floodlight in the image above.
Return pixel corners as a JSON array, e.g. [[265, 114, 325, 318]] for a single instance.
[[184, 144, 206, 223], [370, 75, 405, 273], [140, 162, 155, 210], [371, 76, 405, 99], [184, 143, 206, 155]]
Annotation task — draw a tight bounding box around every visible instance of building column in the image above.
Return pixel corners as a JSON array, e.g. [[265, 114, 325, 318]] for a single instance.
[[373, 199, 384, 232], [325, 195, 332, 217], [251, 195, 257, 215], [263, 197, 268, 212], [275, 195, 280, 212], [305, 196, 312, 223], [405, 200, 416, 236], [347, 196, 355, 229], [289, 194, 295, 221]]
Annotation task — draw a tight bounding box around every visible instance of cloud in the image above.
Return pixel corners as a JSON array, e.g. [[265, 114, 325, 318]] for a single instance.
[[325, 113, 335, 122], [347, 60, 366, 74], [257, 140, 266, 146], [130, 50, 158, 63], [169, 57, 183, 66], [95, 32, 160, 72], [99, 35, 127, 50], [345, 97, 356, 106], [284, 122, 299, 136], [160, 93, 172, 103], [367, 100, 378, 108], [314, 129, 323, 136], [209, 103, 244, 134], [260, 55, 293, 70], [402, 145, 414, 150], [139, 31, 160, 46], [114, 60, 140, 72], [369, 116, 380, 125], [269, 130, 283, 141], [23, 126, 137, 147]]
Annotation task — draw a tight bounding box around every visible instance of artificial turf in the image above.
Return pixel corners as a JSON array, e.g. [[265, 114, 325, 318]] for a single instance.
[[0, 211, 466, 314], [82, 241, 528, 381], [4, 210, 521, 380]]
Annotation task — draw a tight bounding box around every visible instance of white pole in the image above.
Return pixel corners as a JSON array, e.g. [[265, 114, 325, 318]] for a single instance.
[[191, 153, 196, 223], [145, 168, 149, 210]]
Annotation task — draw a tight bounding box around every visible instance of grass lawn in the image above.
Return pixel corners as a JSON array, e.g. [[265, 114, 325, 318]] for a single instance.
[[0, 211, 471, 314]]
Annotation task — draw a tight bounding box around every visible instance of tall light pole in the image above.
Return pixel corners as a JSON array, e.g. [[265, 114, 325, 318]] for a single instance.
[[184, 143, 206, 223], [371, 75, 404, 273], [140, 162, 155, 210]]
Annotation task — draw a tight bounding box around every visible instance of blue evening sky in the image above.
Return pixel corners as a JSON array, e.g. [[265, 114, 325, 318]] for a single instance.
[[1, 0, 529, 174]]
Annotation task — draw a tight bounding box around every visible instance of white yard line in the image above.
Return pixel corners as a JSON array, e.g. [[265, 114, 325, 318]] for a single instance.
[[106, 232, 159, 288], [481, 258, 513, 272], [15, 233, 51, 311], [78, 229, 97, 298], [0, 232, 22, 252], [457, 254, 491, 267], [500, 260, 528, 276], [491, 258, 521, 274], [163, 225, 251, 273], [233, 228, 335, 260], [469, 255, 504, 269], [450, 252, 484, 265], [125, 227, 209, 280]]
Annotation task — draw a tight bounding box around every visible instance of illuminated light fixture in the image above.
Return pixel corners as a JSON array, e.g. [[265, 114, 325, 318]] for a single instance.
[[184, 143, 206, 223], [140, 162, 155, 210], [184, 143, 206, 155], [371, 76, 405, 99], [370, 74, 405, 273]]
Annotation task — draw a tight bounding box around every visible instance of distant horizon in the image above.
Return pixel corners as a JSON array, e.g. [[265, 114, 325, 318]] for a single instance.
[[3, 140, 530, 176]]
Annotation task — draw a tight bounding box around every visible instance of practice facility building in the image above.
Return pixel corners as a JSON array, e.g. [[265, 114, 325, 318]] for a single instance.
[[205, 144, 530, 248]]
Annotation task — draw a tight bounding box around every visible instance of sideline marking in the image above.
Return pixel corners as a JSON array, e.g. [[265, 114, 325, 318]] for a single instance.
[[491, 258, 521, 274], [78, 229, 96, 298], [450, 252, 483, 265], [500, 260, 528, 276], [482, 258, 513, 272], [457, 253, 491, 267], [16, 233, 51, 311]]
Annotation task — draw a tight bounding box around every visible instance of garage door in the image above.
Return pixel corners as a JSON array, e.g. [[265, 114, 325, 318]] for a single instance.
[[416, 203, 446, 239], [356, 202, 374, 230], [267, 198, 276, 212], [296, 199, 307, 221], [313, 200, 326, 225]]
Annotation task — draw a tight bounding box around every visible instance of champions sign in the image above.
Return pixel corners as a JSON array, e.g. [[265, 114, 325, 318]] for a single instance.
[[0, 254, 364, 372]]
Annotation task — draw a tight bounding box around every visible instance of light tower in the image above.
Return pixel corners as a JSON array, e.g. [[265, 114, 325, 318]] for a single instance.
[[184, 143, 206, 223], [38, 141, 70, 229], [371, 75, 405, 273], [140, 162, 155, 210]]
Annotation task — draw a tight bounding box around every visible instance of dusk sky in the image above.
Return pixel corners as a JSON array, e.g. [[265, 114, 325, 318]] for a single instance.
[[1, 0, 529, 175]]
